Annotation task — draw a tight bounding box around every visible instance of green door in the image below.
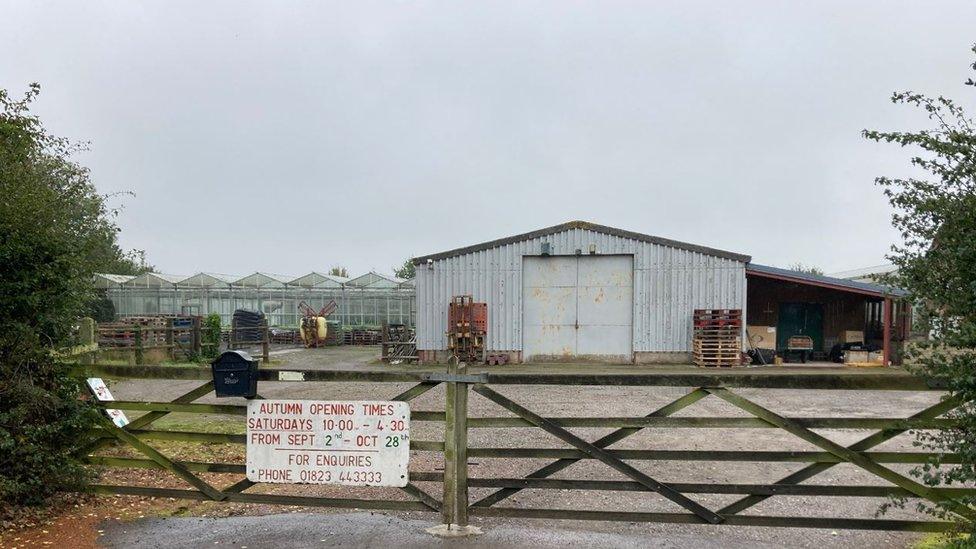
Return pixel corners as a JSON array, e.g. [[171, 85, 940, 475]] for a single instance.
[[776, 303, 825, 352]]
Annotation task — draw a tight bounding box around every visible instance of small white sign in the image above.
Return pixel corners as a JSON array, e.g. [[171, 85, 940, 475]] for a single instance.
[[246, 400, 409, 487], [86, 377, 130, 428], [277, 371, 305, 382]]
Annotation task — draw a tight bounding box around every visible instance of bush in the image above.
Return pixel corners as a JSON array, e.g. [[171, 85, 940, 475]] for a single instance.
[[203, 313, 222, 359], [0, 84, 139, 516], [864, 45, 976, 537], [0, 343, 96, 509]]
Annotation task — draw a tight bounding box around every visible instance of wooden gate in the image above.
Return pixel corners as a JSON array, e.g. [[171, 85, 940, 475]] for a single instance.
[[73, 362, 973, 533]]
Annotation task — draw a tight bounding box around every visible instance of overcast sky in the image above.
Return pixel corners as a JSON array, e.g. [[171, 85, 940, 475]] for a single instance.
[[3, 1, 974, 278]]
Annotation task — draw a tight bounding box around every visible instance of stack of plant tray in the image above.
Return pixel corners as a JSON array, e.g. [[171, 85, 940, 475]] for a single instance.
[[324, 321, 344, 346], [343, 328, 381, 345], [692, 309, 742, 367], [269, 329, 301, 345]]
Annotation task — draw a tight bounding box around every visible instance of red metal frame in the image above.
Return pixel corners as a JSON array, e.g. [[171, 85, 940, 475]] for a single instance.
[[883, 297, 892, 366]]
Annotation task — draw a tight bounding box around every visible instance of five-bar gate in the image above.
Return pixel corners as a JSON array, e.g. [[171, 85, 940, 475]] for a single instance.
[[73, 361, 973, 533]]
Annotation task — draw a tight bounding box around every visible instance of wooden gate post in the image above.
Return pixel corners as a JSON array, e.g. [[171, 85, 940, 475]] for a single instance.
[[192, 316, 202, 358], [166, 318, 175, 361], [79, 317, 96, 365], [134, 325, 144, 365], [434, 358, 478, 536], [453, 361, 469, 527]]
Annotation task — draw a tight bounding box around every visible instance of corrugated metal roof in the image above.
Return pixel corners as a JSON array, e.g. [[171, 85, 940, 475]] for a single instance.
[[412, 220, 751, 264], [828, 264, 898, 280], [746, 263, 906, 297]]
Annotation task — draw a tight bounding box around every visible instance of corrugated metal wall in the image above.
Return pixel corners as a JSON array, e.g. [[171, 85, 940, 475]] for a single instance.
[[416, 228, 746, 352]]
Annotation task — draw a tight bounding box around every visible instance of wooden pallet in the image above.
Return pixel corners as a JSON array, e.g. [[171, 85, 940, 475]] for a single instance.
[[693, 309, 743, 329], [693, 355, 741, 367], [693, 339, 741, 347], [693, 353, 741, 360], [693, 328, 742, 335], [692, 309, 743, 367], [693, 334, 741, 367]]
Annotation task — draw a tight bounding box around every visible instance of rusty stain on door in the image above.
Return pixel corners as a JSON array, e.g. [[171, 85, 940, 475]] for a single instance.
[[523, 255, 633, 362]]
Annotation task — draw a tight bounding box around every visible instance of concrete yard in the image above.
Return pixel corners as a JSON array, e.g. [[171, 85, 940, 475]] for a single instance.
[[103, 346, 943, 549]]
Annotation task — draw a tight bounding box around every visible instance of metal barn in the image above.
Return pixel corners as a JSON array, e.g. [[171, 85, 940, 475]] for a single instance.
[[413, 221, 750, 364]]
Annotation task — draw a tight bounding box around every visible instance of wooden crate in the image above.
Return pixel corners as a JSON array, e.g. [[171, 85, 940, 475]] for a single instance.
[[449, 299, 487, 333]]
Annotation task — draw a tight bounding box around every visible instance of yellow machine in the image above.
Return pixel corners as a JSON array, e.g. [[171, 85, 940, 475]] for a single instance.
[[298, 300, 336, 348], [300, 316, 328, 347]]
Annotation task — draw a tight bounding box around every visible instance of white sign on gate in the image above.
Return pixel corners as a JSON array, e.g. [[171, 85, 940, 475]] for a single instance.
[[246, 400, 410, 487], [86, 377, 130, 428]]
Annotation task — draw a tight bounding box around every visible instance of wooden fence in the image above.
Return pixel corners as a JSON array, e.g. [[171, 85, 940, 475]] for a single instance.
[[70, 362, 973, 533], [92, 317, 269, 364], [97, 317, 204, 363]]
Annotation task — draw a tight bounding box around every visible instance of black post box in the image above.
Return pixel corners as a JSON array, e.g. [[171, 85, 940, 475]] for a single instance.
[[211, 350, 258, 398]]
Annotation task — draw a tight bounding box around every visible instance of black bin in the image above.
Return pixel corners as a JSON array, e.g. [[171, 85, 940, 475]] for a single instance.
[[211, 350, 258, 398]]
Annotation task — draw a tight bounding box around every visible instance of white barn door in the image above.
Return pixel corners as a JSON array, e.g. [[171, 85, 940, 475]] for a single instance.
[[522, 255, 633, 362]]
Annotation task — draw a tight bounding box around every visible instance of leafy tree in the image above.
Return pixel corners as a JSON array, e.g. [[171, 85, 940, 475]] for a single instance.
[[788, 262, 825, 276], [393, 258, 415, 280], [328, 266, 349, 278], [202, 313, 222, 359], [864, 46, 976, 540], [84, 296, 116, 323], [0, 84, 134, 515], [95, 248, 154, 276]]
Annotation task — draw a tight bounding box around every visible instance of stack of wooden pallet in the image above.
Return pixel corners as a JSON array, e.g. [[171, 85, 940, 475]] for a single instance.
[[97, 316, 171, 348], [692, 309, 742, 367]]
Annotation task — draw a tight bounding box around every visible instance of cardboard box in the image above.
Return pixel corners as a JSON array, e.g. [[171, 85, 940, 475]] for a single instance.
[[747, 325, 777, 350], [839, 330, 864, 343], [844, 350, 870, 364]]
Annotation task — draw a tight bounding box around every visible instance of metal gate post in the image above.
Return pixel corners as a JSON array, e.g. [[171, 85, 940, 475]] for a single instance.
[[432, 358, 480, 537]]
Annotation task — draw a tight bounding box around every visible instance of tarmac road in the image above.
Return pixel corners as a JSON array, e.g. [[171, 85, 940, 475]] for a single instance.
[[98, 512, 783, 549]]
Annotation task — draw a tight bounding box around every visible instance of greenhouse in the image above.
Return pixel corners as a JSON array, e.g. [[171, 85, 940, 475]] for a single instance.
[[95, 271, 416, 328]]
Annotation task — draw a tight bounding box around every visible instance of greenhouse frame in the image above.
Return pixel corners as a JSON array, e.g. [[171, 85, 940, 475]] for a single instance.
[[95, 271, 416, 328]]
